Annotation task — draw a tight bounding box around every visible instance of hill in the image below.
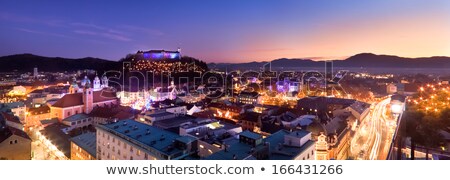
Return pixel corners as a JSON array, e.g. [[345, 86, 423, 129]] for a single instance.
[[209, 53, 450, 70], [0, 53, 120, 72]]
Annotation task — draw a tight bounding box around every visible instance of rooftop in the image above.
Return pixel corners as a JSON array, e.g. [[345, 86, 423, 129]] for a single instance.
[[0, 126, 31, 144], [52, 90, 117, 108], [40, 123, 72, 158], [62, 113, 90, 122], [152, 115, 196, 129], [96, 119, 191, 158], [206, 129, 314, 160], [70, 132, 96, 158], [239, 130, 262, 140], [1, 112, 21, 124]]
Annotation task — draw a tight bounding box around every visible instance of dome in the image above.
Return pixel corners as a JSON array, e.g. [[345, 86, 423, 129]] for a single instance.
[[101, 75, 108, 80], [81, 76, 91, 87]]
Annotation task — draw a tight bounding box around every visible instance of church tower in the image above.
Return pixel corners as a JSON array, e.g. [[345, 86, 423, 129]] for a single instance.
[[101, 75, 108, 88], [93, 74, 101, 91], [82, 80, 94, 114], [68, 76, 79, 94]]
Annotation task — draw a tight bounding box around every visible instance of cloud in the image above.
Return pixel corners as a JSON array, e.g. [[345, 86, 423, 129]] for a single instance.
[[71, 22, 126, 35], [15, 27, 70, 38], [120, 25, 164, 36], [240, 48, 293, 53], [73, 29, 131, 42], [1, 12, 66, 27]]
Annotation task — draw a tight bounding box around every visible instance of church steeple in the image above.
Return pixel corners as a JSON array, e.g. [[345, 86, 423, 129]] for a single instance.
[[82, 79, 93, 114], [69, 76, 79, 94], [93, 73, 101, 91], [101, 75, 108, 88]]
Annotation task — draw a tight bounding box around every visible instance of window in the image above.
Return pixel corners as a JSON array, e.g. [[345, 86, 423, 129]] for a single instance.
[[67, 112, 71, 116], [130, 146, 133, 152], [75, 110, 78, 114], [144, 153, 148, 160], [112, 146, 115, 152], [112, 137, 115, 143], [118, 150, 121, 155], [14, 140, 17, 144], [130, 156, 133, 160], [124, 143, 127, 149], [9, 141, 13, 144], [137, 150, 140, 156], [118, 141, 121, 146]]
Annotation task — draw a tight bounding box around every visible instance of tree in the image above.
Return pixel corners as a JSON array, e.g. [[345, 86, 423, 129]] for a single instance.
[[403, 110, 424, 160], [439, 108, 450, 129]]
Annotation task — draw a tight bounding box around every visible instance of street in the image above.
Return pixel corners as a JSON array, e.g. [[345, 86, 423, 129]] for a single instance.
[[351, 98, 397, 160]]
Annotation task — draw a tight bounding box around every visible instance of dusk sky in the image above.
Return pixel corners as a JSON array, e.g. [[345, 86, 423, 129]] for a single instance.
[[1, 0, 449, 63]]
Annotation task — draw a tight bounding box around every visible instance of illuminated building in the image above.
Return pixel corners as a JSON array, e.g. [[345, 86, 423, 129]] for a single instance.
[[1, 112, 24, 130], [61, 113, 93, 130], [96, 119, 197, 160], [0, 124, 31, 160], [276, 78, 301, 93], [206, 130, 315, 160], [237, 91, 261, 105], [38, 123, 72, 160], [346, 101, 370, 121], [315, 132, 329, 160], [26, 105, 51, 127], [181, 119, 242, 158], [70, 132, 96, 160], [237, 111, 262, 131], [306, 115, 352, 160], [0, 102, 26, 122], [7, 85, 27, 96], [51, 80, 117, 121], [33, 67, 38, 78], [137, 106, 187, 125], [135, 48, 181, 60]]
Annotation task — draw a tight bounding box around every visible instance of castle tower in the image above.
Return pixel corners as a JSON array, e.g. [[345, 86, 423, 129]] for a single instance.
[[82, 80, 94, 114], [93, 74, 101, 91]]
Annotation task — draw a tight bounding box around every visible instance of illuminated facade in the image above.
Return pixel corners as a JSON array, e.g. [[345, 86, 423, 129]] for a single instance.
[[315, 133, 329, 160], [96, 119, 197, 160], [70, 133, 96, 160], [136, 48, 181, 60]]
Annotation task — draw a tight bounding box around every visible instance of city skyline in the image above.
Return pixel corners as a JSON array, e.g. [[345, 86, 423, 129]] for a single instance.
[[1, 0, 449, 63]]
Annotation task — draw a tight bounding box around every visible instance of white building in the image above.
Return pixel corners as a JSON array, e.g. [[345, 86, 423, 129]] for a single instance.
[[96, 119, 197, 160]]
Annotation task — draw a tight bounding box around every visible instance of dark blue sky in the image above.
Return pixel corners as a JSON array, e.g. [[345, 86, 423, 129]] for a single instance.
[[1, 0, 449, 62]]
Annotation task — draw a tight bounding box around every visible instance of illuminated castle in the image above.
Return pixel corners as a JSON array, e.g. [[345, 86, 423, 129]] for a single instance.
[[135, 48, 181, 60]]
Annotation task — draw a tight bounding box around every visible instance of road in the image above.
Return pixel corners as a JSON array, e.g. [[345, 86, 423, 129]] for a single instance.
[[351, 97, 397, 160]]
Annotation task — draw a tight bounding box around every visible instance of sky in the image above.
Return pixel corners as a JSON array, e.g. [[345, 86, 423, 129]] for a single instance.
[[0, 0, 449, 63]]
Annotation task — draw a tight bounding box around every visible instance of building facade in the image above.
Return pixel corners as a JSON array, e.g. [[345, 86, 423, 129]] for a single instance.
[[96, 119, 197, 160]]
